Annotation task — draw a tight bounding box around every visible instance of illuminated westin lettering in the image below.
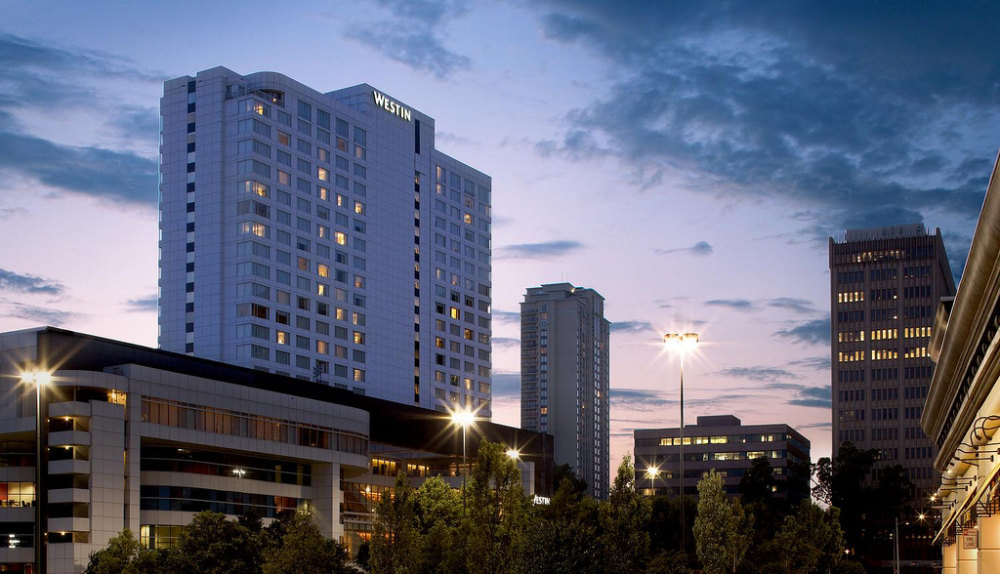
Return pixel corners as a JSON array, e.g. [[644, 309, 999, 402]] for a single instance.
[[373, 90, 412, 122]]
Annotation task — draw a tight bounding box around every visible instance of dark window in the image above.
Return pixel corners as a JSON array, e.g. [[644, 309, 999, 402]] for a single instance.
[[187, 182, 196, 192], [186, 202, 195, 213], [187, 122, 196, 133]]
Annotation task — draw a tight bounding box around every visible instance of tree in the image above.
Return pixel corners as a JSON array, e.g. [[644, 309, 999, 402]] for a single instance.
[[465, 441, 529, 574], [521, 477, 605, 574], [767, 500, 845, 574], [693, 470, 751, 574], [414, 476, 463, 574], [600, 455, 651, 574], [261, 508, 348, 574], [694, 471, 734, 574], [728, 498, 754, 574], [84, 529, 147, 574], [371, 472, 420, 574], [553, 463, 588, 496], [160, 511, 259, 573]]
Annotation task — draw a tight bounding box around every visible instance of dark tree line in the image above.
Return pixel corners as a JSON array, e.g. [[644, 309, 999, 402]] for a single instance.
[[84, 509, 348, 574], [86, 440, 923, 574]]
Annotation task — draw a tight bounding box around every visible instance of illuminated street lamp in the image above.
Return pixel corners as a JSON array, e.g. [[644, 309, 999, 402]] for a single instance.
[[450, 408, 475, 511], [21, 370, 51, 574], [663, 332, 699, 556], [505, 448, 520, 461], [645, 466, 661, 496]]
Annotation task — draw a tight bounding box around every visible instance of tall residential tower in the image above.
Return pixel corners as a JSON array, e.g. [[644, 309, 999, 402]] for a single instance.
[[520, 283, 610, 499], [830, 224, 954, 493], [159, 67, 493, 415]]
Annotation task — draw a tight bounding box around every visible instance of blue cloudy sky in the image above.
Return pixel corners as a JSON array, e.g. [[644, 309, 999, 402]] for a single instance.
[[1, 1, 997, 474]]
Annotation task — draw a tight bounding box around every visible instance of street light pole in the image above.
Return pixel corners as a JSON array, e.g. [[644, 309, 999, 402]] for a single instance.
[[664, 332, 699, 559], [22, 371, 51, 574], [450, 409, 475, 513]]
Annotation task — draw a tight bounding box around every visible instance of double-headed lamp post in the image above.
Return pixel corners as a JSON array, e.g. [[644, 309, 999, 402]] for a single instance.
[[21, 371, 51, 574], [663, 332, 699, 557], [450, 408, 475, 511]]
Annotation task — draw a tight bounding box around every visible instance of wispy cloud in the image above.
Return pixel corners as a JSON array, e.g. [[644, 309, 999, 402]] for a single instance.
[[492, 337, 520, 349], [529, 2, 994, 273], [789, 385, 831, 409], [767, 298, 816, 314], [775, 317, 830, 346], [125, 296, 158, 312], [344, 0, 471, 78], [654, 241, 713, 257], [0, 132, 157, 206], [0, 34, 160, 207], [704, 299, 755, 312], [495, 240, 584, 259], [610, 388, 673, 411], [492, 309, 520, 324], [609, 321, 655, 334], [491, 371, 520, 399], [0, 268, 63, 295], [788, 356, 831, 371], [717, 366, 799, 382], [0, 299, 78, 326]]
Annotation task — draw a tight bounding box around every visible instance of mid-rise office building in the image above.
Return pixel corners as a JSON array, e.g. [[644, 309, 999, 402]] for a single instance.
[[830, 224, 955, 492], [158, 67, 493, 415], [0, 327, 551, 573], [634, 415, 811, 502], [520, 283, 609, 499]]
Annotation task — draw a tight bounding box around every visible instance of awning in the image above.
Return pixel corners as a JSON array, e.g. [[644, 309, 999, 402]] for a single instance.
[[934, 462, 1000, 544]]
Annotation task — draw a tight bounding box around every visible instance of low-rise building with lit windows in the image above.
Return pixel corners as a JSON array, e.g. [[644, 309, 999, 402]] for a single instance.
[[922, 154, 1000, 573], [634, 415, 810, 501], [0, 327, 551, 573]]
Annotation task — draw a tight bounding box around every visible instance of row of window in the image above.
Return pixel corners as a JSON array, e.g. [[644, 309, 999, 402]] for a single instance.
[[836, 267, 931, 284], [655, 433, 788, 446], [840, 407, 924, 421], [140, 397, 367, 455], [837, 348, 928, 362], [140, 485, 301, 518]]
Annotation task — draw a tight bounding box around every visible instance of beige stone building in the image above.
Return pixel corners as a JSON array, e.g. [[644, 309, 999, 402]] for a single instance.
[[922, 153, 1000, 573]]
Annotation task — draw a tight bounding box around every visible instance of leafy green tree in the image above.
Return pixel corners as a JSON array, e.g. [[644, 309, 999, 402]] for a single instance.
[[465, 441, 528, 574], [553, 463, 588, 496], [694, 471, 734, 574], [371, 472, 420, 574], [693, 470, 751, 574], [162, 511, 259, 574], [728, 498, 754, 573], [261, 509, 347, 574], [600, 454, 651, 574], [521, 477, 605, 574], [647, 493, 695, 558], [414, 476, 463, 574], [645, 550, 688, 574], [767, 500, 845, 574], [84, 529, 147, 574]]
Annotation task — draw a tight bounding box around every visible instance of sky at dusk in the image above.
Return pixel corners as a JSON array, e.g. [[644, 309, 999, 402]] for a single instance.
[[1, 1, 998, 477]]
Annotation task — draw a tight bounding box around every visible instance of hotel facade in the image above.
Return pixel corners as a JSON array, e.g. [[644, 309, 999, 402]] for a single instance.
[[923, 154, 1000, 573], [158, 67, 493, 415], [0, 328, 551, 573]]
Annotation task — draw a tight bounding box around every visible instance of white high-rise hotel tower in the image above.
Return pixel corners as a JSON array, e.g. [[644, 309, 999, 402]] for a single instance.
[[159, 68, 493, 415]]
